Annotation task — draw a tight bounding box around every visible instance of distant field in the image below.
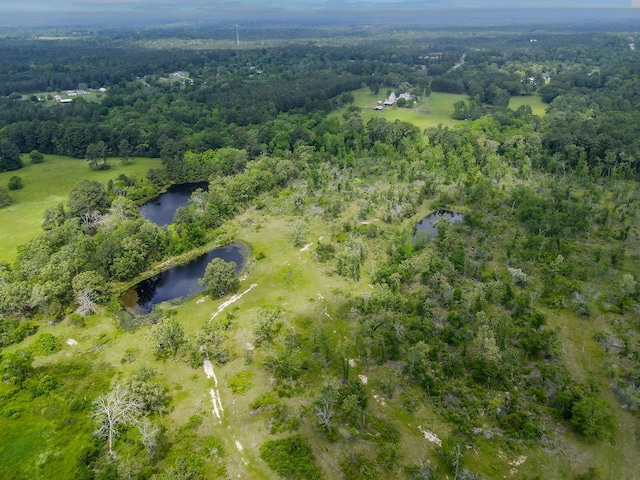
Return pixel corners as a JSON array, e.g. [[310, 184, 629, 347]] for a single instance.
[[0, 155, 161, 262], [23, 90, 106, 105], [508, 94, 548, 116], [332, 87, 465, 130]]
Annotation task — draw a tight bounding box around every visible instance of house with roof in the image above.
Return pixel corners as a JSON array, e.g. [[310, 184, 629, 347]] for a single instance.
[[383, 92, 397, 106]]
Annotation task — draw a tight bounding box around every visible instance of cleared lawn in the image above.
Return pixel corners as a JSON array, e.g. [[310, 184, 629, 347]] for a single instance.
[[0, 155, 161, 262], [508, 94, 548, 116], [332, 87, 465, 130]]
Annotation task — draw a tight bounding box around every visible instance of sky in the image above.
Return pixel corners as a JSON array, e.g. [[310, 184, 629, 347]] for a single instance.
[[0, 0, 631, 14]]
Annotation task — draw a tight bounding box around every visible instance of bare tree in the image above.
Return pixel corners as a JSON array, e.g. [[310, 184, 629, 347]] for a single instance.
[[91, 385, 143, 455], [137, 417, 162, 458], [314, 385, 337, 431], [76, 288, 98, 316]]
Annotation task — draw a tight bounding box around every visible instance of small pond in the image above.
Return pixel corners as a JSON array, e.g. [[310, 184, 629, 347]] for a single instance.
[[139, 181, 208, 226], [120, 242, 246, 315], [414, 210, 464, 243]]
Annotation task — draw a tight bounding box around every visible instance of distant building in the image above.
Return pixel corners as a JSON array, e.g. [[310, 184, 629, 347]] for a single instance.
[[383, 92, 397, 106]]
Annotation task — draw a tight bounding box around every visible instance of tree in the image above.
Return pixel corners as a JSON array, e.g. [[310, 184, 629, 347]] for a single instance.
[[137, 418, 165, 458], [8, 176, 23, 190], [1, 348, 33, 386], [0, 138, 22, 172], [314, 384, 337, 431], [86, 141, 108, 170], [118, 139, 133, 165], [29, 149, 44, 164], [571, 396, 613, 440], [68, 179, 109, 218], [0, 188, 12, 208], [199, 258, 239, 298], [150, 316, 187, 361], [76, 289, 98, 316], [91, 384, 143, 455], [123, 367, 170, 414]]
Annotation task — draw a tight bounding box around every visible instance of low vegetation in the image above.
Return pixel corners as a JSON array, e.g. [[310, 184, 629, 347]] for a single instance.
[[1, 20, 640, 480]]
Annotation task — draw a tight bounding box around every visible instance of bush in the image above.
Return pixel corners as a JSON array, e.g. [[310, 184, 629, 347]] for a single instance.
[[228, 370, 253, 394], [31, 333, 62, 356], [571, 395, 613, 440], [7, 176, 23, 190], [0, 188, 12, 207], [260, 435, 322, 480]]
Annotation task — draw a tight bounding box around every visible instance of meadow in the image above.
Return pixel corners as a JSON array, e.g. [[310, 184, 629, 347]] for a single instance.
[[333, 88, 547, 132], [0, 155, 161, 262], [331, 87, 465, 129], [508, 94, 548, 116]]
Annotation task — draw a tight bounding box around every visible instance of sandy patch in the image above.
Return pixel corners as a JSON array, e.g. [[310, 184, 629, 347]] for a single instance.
[[509, 456, 526, 467], [203, 359, 218, 387], [372, 393, 387, 407], [210, 388, 224, 420], [211, 284, 258, 320], [418, 426, 442, 446]]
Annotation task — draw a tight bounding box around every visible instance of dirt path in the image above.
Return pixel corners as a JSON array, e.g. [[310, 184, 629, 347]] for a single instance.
[[210, 283, 258, 320]]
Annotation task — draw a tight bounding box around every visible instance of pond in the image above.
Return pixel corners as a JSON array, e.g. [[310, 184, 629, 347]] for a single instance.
[[414, 210, 464, 243], [139, 181, 208, 226], [120, 242, 246, 315]]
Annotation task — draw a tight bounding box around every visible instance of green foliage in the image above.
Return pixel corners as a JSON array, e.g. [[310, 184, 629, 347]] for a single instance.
[[7, 175, 23, 190], [0, 318, 38, 347], [123, 366, 171, 414], [228, 370, 253, 394], [0, 187, 12, 207], [260, 435, 322, 480], [250, 392, 281, 411], [29, 149, 44, 164], [1, 348, 34, 386], [253, 308, 282, 347], [67, 179, 110, 218], [199, 258, 239, 298], [150, 316, 187, 361], [340, 452, 375, 480], [570, 396, 613, 440], [31, 333, 62, 356]]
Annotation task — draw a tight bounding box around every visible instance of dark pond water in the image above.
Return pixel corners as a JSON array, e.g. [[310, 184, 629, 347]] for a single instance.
[[139, 182, 208, 226], [414, 210, 464, 242], [120, 243, 246, 315]]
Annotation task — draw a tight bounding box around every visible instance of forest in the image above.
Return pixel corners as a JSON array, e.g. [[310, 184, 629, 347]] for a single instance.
[[0, 19, 640, 480]]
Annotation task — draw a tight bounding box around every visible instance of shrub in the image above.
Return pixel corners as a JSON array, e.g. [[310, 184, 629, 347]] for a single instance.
[[260, 435, 322, 480], [31, 333, 62, 356], [571, 395, 613, 440], [7, 176, 23, 190], [228, 370, 253, 394]]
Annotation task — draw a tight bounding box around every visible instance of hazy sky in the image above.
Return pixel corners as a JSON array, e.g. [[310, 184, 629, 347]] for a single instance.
[[0, 0, 630, 14]]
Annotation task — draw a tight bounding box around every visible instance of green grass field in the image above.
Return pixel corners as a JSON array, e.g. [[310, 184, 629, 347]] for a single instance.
[[334, 89, 547, 133], [508, 94, 548, 116], [332, 87, 466, 130], [0, 155, 161, 262]]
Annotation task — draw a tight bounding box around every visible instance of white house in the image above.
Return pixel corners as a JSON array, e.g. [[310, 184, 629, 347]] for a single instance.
[[383, 92, 397, 106]]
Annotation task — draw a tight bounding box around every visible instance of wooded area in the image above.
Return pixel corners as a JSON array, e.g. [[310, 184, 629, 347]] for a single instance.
[[0, 21, 639, 480]]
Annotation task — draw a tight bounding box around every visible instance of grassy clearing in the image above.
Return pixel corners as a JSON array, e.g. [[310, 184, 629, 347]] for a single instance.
[[0, 154, 161, 262], [508, 94, 548, 116], [332, 87, 465, 130]]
